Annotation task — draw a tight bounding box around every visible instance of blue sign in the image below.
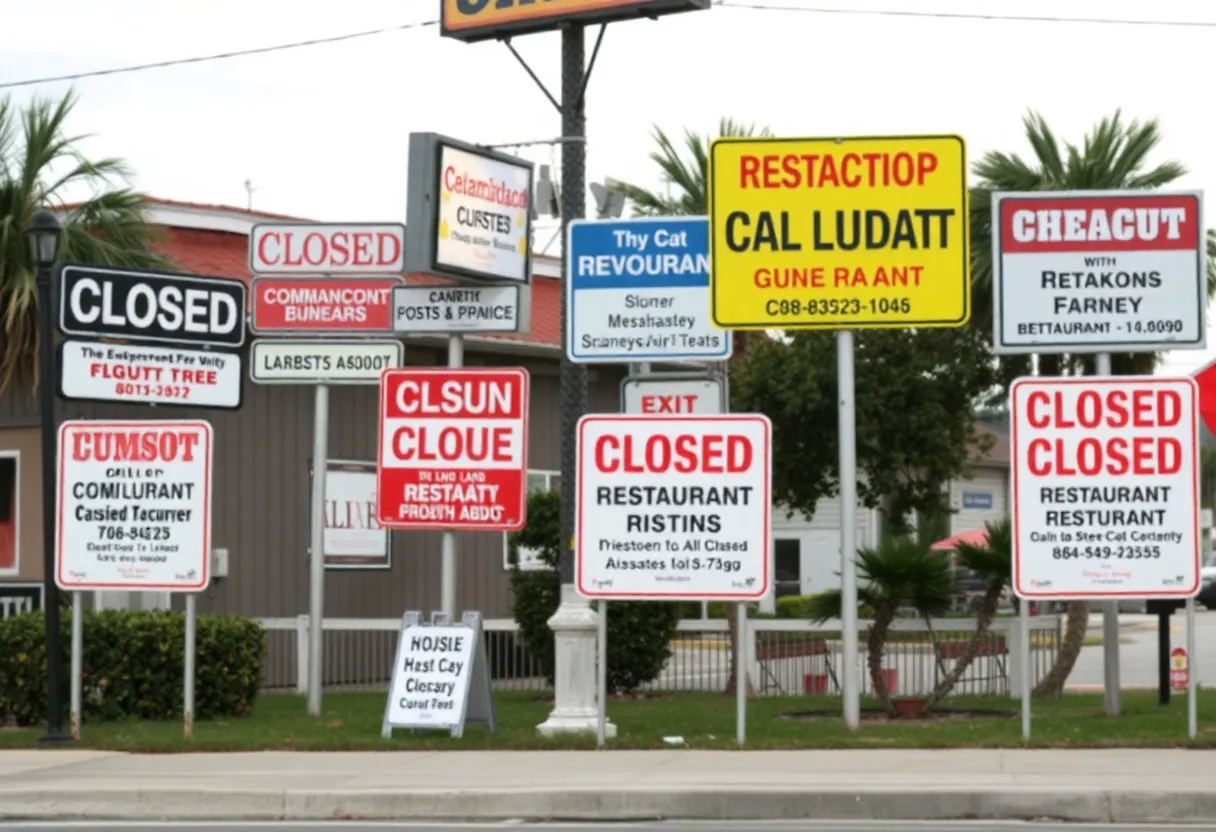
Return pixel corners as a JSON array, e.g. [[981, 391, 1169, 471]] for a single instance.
[[962, 491, 993, 510], [566, 217, 732, 363]]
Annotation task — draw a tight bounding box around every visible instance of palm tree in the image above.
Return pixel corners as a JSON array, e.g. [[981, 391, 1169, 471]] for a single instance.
[[970, 110, 1207, 697], [925, 519, 1011, 708], [608, 117, 771, 697], [807, 538, 955, 715], [0, 90, 169, 393]]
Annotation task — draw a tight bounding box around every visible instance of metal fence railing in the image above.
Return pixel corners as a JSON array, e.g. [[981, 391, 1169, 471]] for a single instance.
[[255, 613, 1063, 698]]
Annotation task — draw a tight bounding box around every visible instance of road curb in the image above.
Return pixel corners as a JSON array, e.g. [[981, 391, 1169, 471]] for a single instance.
[[3, 787, 1216, 823]]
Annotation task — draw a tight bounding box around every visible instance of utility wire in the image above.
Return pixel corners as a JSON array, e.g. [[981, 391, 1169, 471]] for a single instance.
[[714, 0, 1216, 28], [1, 3, 1213, 90], [0, 18, 438, 90]]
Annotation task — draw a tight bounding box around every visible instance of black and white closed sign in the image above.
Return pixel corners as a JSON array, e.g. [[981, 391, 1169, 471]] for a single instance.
[[59, 265, 247, 348]]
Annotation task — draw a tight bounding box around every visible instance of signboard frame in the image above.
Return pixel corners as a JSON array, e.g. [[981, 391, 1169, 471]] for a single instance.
[[1010, 375, 1201, 601], [307, 459, 392, 570], [404, 132, 534, 286], [620, 371, 725, 415], [707, 134, 970, 331], [55, 419, 214, 592], [440, 0, 710, 42], [991, 189, 1206, 355], [58, 264, 248, 349], [247, 222, 407, 275], [57, 339, 244, 411], [249, 339, 404, 385], [249, 275, 405, 336]]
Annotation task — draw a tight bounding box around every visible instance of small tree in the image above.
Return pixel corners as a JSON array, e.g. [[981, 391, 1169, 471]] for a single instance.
[[508, 490, 680, 694], [807, 538, 955, 715]]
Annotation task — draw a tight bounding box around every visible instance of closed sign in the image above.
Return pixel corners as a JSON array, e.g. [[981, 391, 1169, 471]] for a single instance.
[[59, 265, 247, 348]]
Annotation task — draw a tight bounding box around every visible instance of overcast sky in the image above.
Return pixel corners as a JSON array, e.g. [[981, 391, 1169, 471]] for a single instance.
[[1, 0, 1214, 375]]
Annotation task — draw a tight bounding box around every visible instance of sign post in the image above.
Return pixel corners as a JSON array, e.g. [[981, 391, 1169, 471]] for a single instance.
[[1010, 376, 1201, 738], [709, 134, 970, 730]]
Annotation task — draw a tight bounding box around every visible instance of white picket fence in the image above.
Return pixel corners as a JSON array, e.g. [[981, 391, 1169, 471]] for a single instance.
[[254, 614, 1063, 698]]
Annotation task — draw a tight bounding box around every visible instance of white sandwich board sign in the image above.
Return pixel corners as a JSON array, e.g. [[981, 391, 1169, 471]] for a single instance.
[[1010, 376, 1200, 600], [992, 190, 1205, 355], [55, 420, 213, 592], [575, 414, 771, 600]]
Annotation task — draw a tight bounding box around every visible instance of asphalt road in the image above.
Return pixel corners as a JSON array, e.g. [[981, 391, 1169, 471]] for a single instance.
[[3, 823, 1216, 831], [1069, 607, 1213, 688]]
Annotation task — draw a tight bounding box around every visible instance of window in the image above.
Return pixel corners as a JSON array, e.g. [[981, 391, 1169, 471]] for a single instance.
[[773, 538, 801, 598], [503, 469, 561, 571], [0, 452, 17, 574]]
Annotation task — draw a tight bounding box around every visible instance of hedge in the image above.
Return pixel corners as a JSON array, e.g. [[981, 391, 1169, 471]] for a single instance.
[[0, 608, 265, 726]]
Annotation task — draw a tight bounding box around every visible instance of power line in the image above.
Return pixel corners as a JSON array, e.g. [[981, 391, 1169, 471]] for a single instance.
[[714, 0, 1216, 28], [0, 18, 439, 90]]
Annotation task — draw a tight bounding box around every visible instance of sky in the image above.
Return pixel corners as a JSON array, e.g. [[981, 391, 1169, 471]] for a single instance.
[[1, 0, 1215, 375]]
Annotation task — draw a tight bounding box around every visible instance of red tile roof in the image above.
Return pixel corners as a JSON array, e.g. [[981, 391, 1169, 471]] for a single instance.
[[140, 201, 561, 349]]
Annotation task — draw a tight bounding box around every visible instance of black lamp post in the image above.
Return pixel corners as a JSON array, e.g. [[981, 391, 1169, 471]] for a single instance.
[[27, 208, 72, 744]]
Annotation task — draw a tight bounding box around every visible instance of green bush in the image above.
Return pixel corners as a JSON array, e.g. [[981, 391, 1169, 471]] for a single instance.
[[509, 490, 680, 694], [0, 608, 265, 726], [777, 593, 877, 620]]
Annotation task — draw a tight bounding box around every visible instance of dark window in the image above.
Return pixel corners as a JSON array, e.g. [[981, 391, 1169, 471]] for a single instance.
[[774, 538, 800, 598], [0, 457, 14, 524]]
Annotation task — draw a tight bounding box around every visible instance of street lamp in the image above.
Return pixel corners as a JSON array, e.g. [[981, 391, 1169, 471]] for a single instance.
[[26, 208, 72, 745]]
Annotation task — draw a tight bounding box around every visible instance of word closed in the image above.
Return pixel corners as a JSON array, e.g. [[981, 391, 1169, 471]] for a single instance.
[[377, 368, 529, 531], [576, 415, 771, 601], [1011, 377, 1200, 600], [249, 223, 406, 274], [993, 191, 1205, 355], [56, 420, 213, 592], [708, 135, 969, 330], [59, 266, 247, 348]]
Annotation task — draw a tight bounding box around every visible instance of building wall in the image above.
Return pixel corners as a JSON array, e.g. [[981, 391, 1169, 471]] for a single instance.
[[5, 340, 623, 620], [948, 466, 1009, 535], [0, 427, 43, 581]]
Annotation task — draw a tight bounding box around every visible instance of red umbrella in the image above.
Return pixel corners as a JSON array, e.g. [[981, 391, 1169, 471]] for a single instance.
[[930, 528, 989, 551], [1193, 356, 1216, 436]]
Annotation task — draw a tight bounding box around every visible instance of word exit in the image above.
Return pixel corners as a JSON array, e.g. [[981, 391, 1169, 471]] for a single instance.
[[622, 376, 724, 416]]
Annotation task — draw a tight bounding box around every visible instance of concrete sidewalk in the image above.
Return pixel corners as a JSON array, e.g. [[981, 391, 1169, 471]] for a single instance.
[[1, 749, 1216, 823]]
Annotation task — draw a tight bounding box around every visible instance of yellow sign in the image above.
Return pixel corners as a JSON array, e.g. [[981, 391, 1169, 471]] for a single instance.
[[442, 0, 709, 42], [708, 135, 970, 330]]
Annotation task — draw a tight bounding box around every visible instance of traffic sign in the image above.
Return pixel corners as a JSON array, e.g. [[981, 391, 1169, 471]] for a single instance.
[[708, 135, 969, 330], [1011, 376, 1200, 600], [621, 373, 724, 415], [58, 340, 242, 410], [575, 414, 771, 600], [249, 223, 406, 274], [250, 339, 403, 385], [566, 217, 731, 362], [992, 191, 1205, 355], [59, 265, 247, 348], [376, 368, 530, 531], [56, 420, 213, 592], [250, 276, 403, 335]]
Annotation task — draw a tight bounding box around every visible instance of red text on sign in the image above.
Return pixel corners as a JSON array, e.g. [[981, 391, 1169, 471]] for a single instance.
[[738, 152, 938, 190], [70, 430, 200, 463], [392, 426, 513, 463], [255, 230, 402, 270], [594, 433, 753, 475], [389, 378, 519, 419], [640, 394, 700, 414], [1026, 437, 1182, 477], [1026, 389, 1182, 430]]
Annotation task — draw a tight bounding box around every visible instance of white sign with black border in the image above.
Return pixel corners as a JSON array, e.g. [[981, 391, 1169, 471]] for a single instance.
[[250, 339, 403, 385], [391, 285, 529, 333], [58, 340, 243, 410], [58, 264, 247, 348]]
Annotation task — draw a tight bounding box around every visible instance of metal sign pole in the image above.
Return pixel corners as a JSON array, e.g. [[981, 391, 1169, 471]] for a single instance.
[[1020, 596, 1031, 740], [307, 382, 330, 717], [69, 591, 82, 738], [736, 601, 747, 746], [184, 592, 196, 740], [1187, 597, 1197, 739], [441, 334, 464, 619], [837, 331, 860, 730], [597, 599, 607, 748], [1094, 352, 1121, 717]]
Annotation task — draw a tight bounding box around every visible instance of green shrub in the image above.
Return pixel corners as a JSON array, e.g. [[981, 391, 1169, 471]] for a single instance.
[[0, 608, 265, 726], [509, 490, 680, 694], [777, 593, 877, 620]]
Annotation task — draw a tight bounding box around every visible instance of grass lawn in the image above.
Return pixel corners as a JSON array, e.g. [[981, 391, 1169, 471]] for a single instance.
[[0, 689, 1208, 752]]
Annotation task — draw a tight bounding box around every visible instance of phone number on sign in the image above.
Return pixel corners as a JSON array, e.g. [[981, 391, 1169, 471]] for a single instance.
[[765, 297, 911, 318], [1123, 319, 1185, 335], [115, 382, 193, 399], [97, 525, 172, 542], [1052, 545, 1162, 560]]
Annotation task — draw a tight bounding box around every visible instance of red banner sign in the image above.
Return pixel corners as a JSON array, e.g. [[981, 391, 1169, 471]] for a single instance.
[[250, 277, 403, 334]]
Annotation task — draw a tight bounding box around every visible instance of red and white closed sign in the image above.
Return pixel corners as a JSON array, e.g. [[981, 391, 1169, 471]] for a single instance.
[[1011, 376, 1200, 600], [576, 414, 770, 600], [250, 277, 403, 334], [376, 368, 529, 531], [249, 222, 406, 274]]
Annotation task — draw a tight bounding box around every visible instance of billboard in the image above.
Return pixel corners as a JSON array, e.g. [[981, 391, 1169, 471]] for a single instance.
[[441, 0, 711, 42]]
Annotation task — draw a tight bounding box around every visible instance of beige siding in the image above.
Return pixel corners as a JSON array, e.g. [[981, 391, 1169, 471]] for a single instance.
[[949, 467, 1009, 535]]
